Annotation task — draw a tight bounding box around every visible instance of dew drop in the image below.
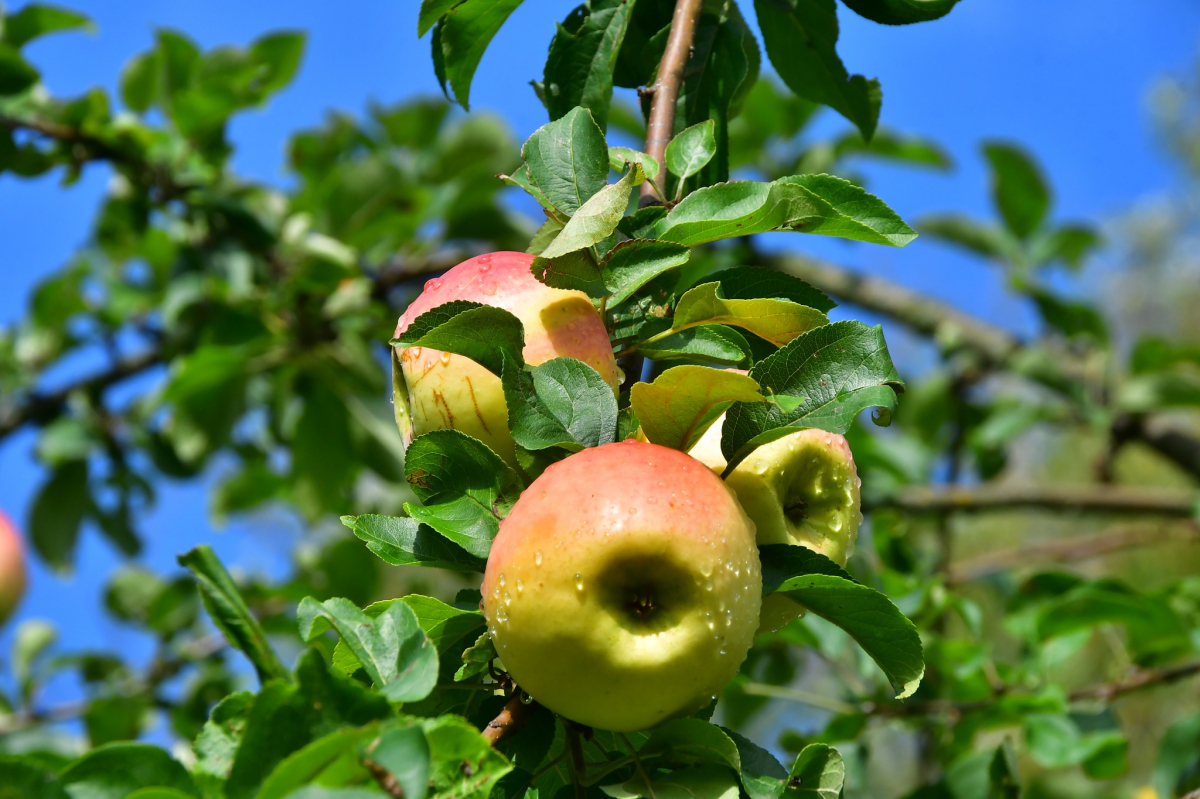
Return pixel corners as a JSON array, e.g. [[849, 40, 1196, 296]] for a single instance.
[[647, 496, 658, 504], [574, 573, 584, 592], [424, 278, 440, 291], [718, 645, 728, 655], [705, 612, 715, 631], [503, 591, 512, 607], [410, 346, 423, 359], [568, 321, 577, 331], [549, 82, 561, 96], [516, 579, 524, 596], [440, 351, 452, 366], [520, 692, 534, 705], [479, 263, 492, 273], [534, 551, 543, 566], [499, 574, 506, 587], [483, 281, 498, 296]]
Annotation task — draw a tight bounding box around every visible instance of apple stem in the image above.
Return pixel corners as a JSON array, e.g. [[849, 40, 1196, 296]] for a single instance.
[[566, 722, 589, 799], [482, 692, 535, 746], [639, 0, 705, 207]]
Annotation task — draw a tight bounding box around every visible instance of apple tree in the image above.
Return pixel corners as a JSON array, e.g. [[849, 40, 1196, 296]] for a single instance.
[[1, 1, 1199, 798]]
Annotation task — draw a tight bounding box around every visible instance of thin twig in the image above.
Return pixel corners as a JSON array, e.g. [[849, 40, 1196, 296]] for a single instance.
[[620, 733, 658, 799], [949, 522, 1200, 582], [482, 694, 537, 746], [871, 483, 1198, 517], [639, 0, 706, 205]]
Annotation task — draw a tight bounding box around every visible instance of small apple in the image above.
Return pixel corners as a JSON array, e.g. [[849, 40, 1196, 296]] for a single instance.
[[394, 252, 620, 465], [482, 440, 762, 731], [688, 422, 862, 566], [0, 510, 27, 626]]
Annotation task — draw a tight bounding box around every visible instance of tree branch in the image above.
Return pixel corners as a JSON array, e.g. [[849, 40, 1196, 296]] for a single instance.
[[759, 251, 1200, 482], [482, 694, 537, 746], [949, 522, 1200, 582], [639, 0, 705, 205], [871, 484, 1198, 517]]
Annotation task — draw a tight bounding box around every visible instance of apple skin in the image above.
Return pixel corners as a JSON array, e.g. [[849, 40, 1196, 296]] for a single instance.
[[393, 252, 620, 465], [482, 440, 762, 731], [688, 423, 862, 566], [0, 510, 27, 626]]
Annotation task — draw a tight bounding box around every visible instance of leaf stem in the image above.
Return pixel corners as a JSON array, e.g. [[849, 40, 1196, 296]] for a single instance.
[[566, 723, 589, 799], [620, 733, 658, 799], [640, 0, 705, 206]]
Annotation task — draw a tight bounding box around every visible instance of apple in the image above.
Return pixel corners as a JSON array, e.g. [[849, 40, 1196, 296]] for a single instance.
[[393, 252, 620, 465], [482, 440, 762, 731], [0, 510, 27, 626], [688, 422, 862, 566]]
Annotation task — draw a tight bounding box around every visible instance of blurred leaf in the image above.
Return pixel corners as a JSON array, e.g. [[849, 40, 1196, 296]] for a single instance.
[[84, 695, 148, 747], [1156, 712, 1200, 799], [179, 545, 291, 684], [342, 514, 487, 573], [916, 213, 1013, 262], [58, 743, 199, 798], [986, 739, 1020, 799], [632, 366, 764, 451], [292, 383, 355, 517], [754, 0, 880, 140], [1021, 281, 1108, 343], [13, 619, 56, 687], [368, 725, 431, 799], [120, 50, 160, 112], [0, 757, 68, 799], [255, 725, 378, 799], [1031, 223, 1102, 270], [983, 142, 1050, 239], [298, 597, 438, 702], [28, 460, 88, 572], [833, 128, 952, 169], [3, 4, 91, 48], [403, 430, 523, 559], [607, 765, 740, 799]]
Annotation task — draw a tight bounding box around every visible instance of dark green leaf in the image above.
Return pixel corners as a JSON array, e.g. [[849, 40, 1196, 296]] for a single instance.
[[368, 725, 431, 799], [394, 303, 526, 378], [423, 714, 514, 799], [722, 728, 787, 799], [249, 31, 306, 96], [720, 321, 903, 471], [840, 0, 960, 25], [631, 366, 763, 451], [342, 514, 487, 573], [754, 0, 880, 140], [58, 743, 198, 799], [639, 719, 741, 771], [601, 239, 691, 306], [987, 740, 1020, 799], [418, 0, 461, 36], [28, 460, 88, 571], [431, 0, 525, 109], [503, 357, 619, 451], [776, 573, 923, 698], [983, 141, 1050, 239], [531, 250, 607, 296], [714, 266, 835, 314], [120, 50, 160, 112], [403, 430, 523, 559], [544, 0, 634, 130], [639, 325, 752, 368], [178, 545, 291, 684], [298, 597, 438, 702], [0, 756, 68, 799], [759, 545, 855, 596], [256, 726, 379, 799]]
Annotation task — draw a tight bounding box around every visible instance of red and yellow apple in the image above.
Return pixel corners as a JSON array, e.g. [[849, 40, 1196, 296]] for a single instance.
[[482, 440, 762, 731], [0, 510, 27, 626], [393, 252, 620, 464]]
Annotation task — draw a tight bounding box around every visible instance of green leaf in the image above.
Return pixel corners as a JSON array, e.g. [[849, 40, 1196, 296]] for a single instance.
[[527, 217, 565, 255], [983, 141, 1050, 239], [13, 619, 56, 686], [722, 728, 788, 799], [608, 766, 741, 799], [256, 726, 379, 799], [1155, 712, 1200, 799], [1031, 223, 1102, 270], [523, 106, 610, 217], [601, 239, 691, 306], [609, 146, 661, 182], [402, 596, 488, 683], [0, 43, 40, 94], [1021, 281, 1108, 343], [58, 743, 199, 799], [632, 366, 764, 451], [832, 128, 952, 169], [544, 0, 634, 130], [292, 383, 355, 517], [714, 266, 835, 313], [531, 250, 607, 296], [502, 357, 619, 451], [368, 725, 431, 799], [298, 598, 438, 703], [419, 0, 461, 36], [342, 514, 487, 573], [1035, 582, 1190, 663], [639, 325, 752, 368], [754, 0, 880, 140], [250, 31, 306, 96], [193, 691, 253, 793], [786, 744, 844, 798], [28, 460, 88, 571], [776, 572, 923, 698], [540, 164, 642, 259], [455, 630, 497, 681], [665, 119, 718, 181], [422, 715, 514, 799], [178, 545, 291, 684], [0, 757, 68, 799], [720, 321, 903, 471], [394, 302, 526, 378], [841, 0, 960, 24], [639, 719, 741, 771], [987, 740, 1020, 799], [431, 0, 525, 109], [917, 213, 1013, 261], [2, 4, 92, 48], [655, 177, 914, 247], [673, 282, 829, 346], [759, 544, 855, 596], [403, 430, 523, 559]]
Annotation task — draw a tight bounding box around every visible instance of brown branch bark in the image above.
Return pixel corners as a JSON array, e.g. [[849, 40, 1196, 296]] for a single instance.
[[363, 758, 407, 799], [759, 251, 1200, 482], [949, 522, 1200, 582], [482, 694, 536, 746], [871, 484, 1198, 517], [639, 0, 705, 205]]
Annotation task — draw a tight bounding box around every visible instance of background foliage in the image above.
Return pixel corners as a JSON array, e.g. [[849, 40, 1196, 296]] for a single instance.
[[1, 1, 1199, 798]]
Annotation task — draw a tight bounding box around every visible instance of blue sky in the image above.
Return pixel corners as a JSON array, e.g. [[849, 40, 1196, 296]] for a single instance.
[[1, 0, 1199, 734]]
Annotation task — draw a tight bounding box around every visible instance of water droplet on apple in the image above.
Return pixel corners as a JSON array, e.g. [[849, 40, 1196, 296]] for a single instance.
[[574, 573, 584, 592], [568, 321, 577, 331], [424, 278, 440, 291], [725, 609, 733, 627], [718, 645, 728, 655], [705, 612, 715, 631], [520, 692, 534, 705], [503, 592, 512, 607], [440, 351, 452, 366], [647, 496, 658, 504], [705, 577, 714, 592], [516, 579, 523, 595], [499, 574, 506, 587], [534, 551, 543, 566], [410, 346, 423, 359], [483, 281, 498, 296]]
